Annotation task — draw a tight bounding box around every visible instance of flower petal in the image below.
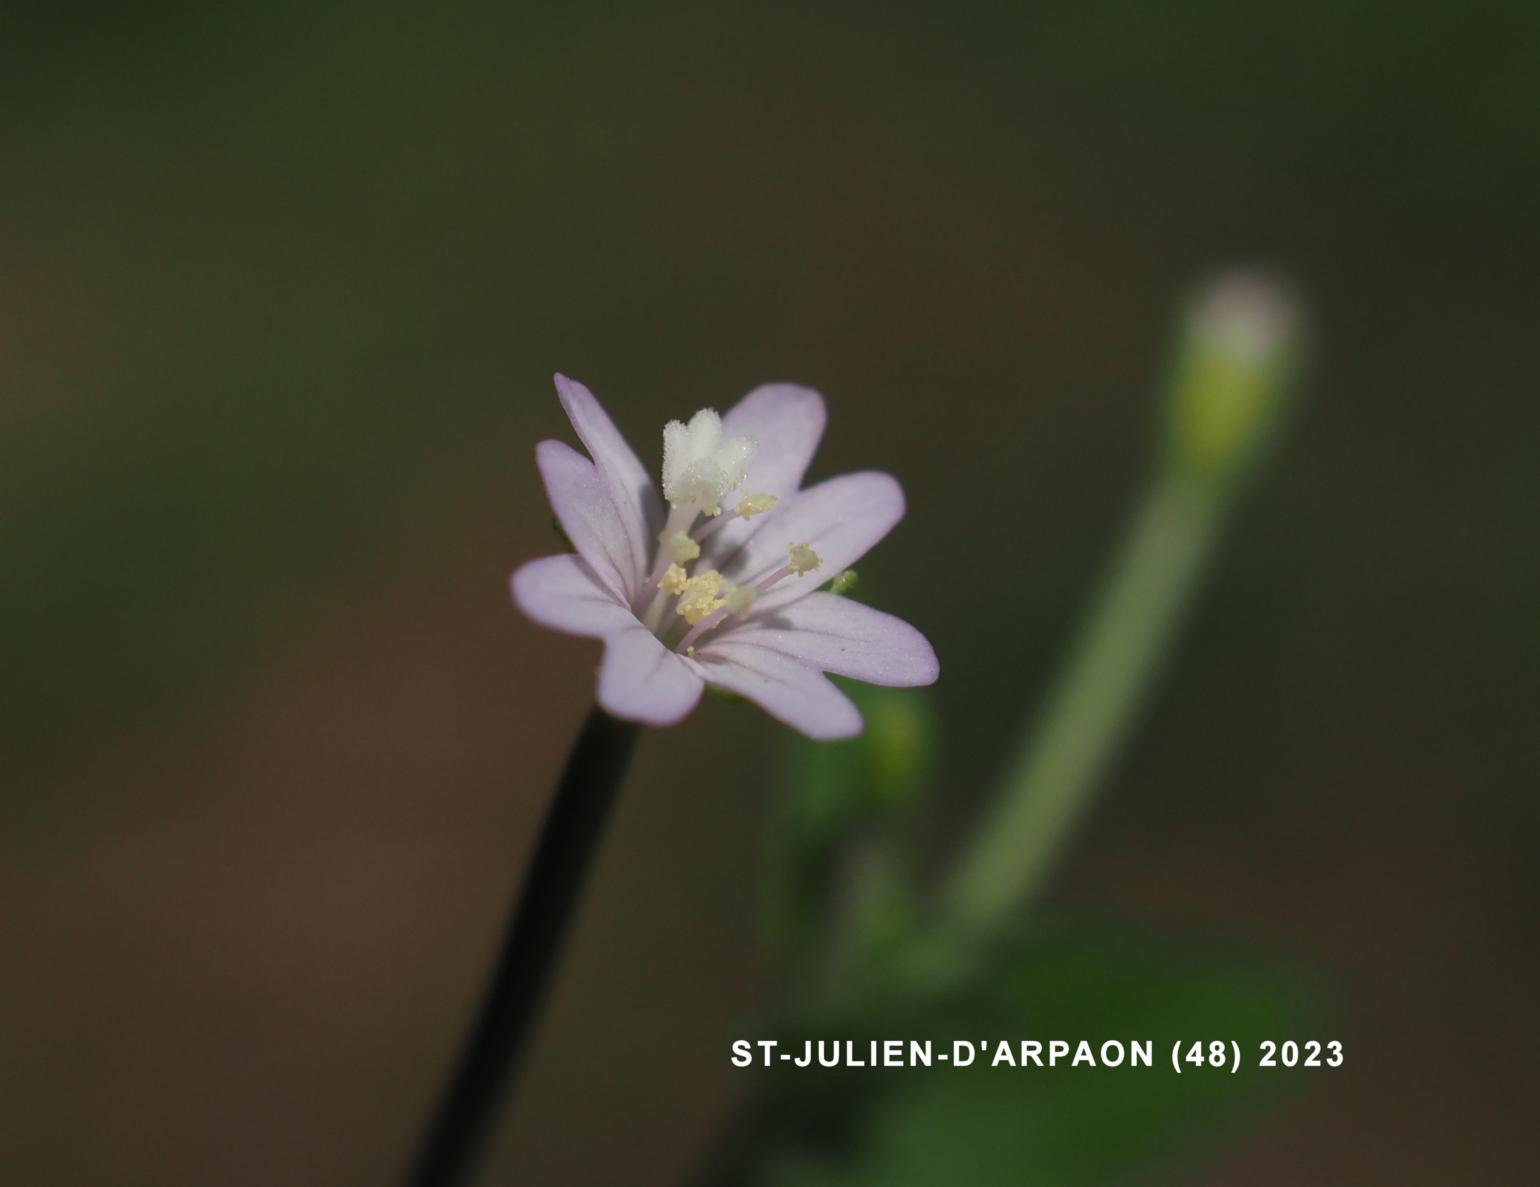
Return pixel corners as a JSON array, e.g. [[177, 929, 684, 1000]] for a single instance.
[[598, 625, 704, 726], [510, 554, 638, 638], [720, 471, 905, 611], [721, 592, 939, 686], [723, 382, 826, 497], [554, 374, 662, 593], [703, 384, 827, 564], [536, 440, 636, 602], [688, 641, 862, 739]]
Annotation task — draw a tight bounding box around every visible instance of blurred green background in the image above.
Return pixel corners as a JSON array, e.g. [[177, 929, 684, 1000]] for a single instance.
[[3, 2, 1536, 1184]]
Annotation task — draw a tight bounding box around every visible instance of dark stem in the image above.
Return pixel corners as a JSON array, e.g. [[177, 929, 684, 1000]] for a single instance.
[[690, 1090, 774, 1187], [407, 706, 640, 1187]]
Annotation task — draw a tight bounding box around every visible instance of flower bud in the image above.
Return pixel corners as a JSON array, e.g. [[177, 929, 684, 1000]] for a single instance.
[[1165, 271, 1302, 486], [827, 569, 859, 596]]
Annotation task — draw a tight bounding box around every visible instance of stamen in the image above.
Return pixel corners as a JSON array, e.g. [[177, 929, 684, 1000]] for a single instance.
[[692, 514, 729, 542], [788, 542, 821, 575], [660, 563, 689, 595], [722, 584, 757, 616], [660, 529, 700, 564], [675, 581, 754, 652], [735, 492, 777, 520], [675, 570, 725, 625], [754, 543, 824, 593], [693, 492, 778, 543], [640, 503, 702, 599]]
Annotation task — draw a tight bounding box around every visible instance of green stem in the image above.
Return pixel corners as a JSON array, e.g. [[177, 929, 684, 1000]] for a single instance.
[[941, 470, 1225, 935]]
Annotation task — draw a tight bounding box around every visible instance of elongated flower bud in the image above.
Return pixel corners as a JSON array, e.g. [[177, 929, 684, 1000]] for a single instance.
[[1165, 272, 1302, 486]]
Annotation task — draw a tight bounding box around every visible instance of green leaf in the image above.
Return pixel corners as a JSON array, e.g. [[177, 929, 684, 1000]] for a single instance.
[[764, 685, 938, 969], [763, 925, 1324, 1187]]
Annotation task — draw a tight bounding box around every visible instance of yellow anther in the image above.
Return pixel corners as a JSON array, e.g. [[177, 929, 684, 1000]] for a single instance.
[[722, 583, 757, 616], [678, 594, 724, 625], [660, 563, 689, 595], [688, 570, 723, 596], [658, 529, 700, 564], [735, 492, 778, 520], [676, 570, 725, 625], [787, 542, 822, 576]]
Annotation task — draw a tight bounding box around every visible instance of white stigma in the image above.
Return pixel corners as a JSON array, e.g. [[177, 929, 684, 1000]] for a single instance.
[[661, 409, 757, 514]]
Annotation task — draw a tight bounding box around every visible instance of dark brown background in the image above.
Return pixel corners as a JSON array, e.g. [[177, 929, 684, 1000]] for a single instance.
[[3, 2, 1536, 1183]]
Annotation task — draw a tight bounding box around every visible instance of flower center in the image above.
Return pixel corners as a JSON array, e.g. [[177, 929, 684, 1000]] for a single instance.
[[637, 409, 822, 649]]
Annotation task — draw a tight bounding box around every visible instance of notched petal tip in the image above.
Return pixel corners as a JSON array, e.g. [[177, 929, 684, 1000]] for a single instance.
[[548, 372, 663, 576], [533, 439, 636, 601], [726, 383, 827, 438], [720, 383, 827, 491]]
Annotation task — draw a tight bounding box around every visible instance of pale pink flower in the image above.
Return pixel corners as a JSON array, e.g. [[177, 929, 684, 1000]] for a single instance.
[[510, 376, 938, 738]]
